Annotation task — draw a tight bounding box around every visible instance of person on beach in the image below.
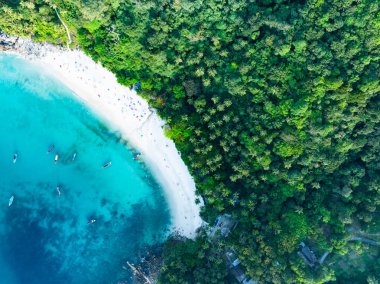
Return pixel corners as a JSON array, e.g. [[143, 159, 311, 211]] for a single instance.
[[133, 153, 141, 160]]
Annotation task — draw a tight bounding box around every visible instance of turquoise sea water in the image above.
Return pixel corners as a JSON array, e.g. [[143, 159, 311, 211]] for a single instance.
[[0, 54, 171, 284]]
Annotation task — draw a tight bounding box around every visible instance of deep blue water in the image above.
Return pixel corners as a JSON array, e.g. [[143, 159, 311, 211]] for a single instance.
[[0, 54, 171, 284]]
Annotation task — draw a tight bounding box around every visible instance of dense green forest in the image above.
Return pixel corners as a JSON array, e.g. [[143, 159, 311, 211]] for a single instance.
[[1, 0, 379, 282]]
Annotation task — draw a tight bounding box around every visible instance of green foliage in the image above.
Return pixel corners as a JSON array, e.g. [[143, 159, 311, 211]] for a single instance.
[[2, 0, 380, 282], [280, 213, 310, 253], [158, 234, 228, 283], [334, 246, 380, 283], [164, 124, 191, 143], [83, 19, 102, 34], [275, 141, 304, 158], [0, 1, 67, 43], [172, 85, 186, 99]]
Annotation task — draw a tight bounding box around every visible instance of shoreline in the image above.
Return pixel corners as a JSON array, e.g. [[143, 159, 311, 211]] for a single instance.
[[0, 34, 203, 238]]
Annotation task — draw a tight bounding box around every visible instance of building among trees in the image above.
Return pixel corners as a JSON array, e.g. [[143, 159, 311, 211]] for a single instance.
[[209, 214, 238, 239], [298, 242, 318, 267]]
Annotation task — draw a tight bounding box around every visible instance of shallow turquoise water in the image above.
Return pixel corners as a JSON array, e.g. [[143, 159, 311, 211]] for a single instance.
[[0, 54, 171, 284]]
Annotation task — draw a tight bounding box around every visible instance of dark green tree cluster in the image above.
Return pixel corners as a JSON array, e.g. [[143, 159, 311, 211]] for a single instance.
[[1, 0, 379, 282], [334, 241, 380, 284], [158, 233, 228, 284]]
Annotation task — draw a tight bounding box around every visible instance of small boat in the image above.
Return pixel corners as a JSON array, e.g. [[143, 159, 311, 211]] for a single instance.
[[13, 153, 18, 164], [9, 195, 14, 207], [88, 219, 96, 224], [54, 154, 59, 164], [72, 152, 77, 161], [102, 161, 112, 168], [56, 186, 61, 197], [47, 145, 55, 154], [133, 153, 141, 160]]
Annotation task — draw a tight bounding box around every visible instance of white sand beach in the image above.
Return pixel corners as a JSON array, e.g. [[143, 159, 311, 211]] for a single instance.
[[1, 36, 203, 238]]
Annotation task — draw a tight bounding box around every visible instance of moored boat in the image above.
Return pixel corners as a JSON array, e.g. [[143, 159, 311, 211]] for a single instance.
[[72, 152, 77, 161], [56, 186, 61, 197], [102, 161, 112, 168], [13, 153, 17, 163], [8, 195, 14, 207], [54, 154, 59, 164]]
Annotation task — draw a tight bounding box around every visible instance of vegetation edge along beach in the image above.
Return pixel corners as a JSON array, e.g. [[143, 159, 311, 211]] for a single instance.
[[0, 0, 379, 283]]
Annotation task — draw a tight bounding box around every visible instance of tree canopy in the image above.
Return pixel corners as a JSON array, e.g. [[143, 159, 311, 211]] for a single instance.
[[1, 0, 379, 282]]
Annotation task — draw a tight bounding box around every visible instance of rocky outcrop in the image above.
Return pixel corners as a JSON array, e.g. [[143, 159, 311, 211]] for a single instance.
[[0, 31, 19, 51], [0, 30, 67, 58]]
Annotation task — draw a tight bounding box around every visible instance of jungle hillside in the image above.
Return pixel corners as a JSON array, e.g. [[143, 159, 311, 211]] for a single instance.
[[1, 0, 379, 283]]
